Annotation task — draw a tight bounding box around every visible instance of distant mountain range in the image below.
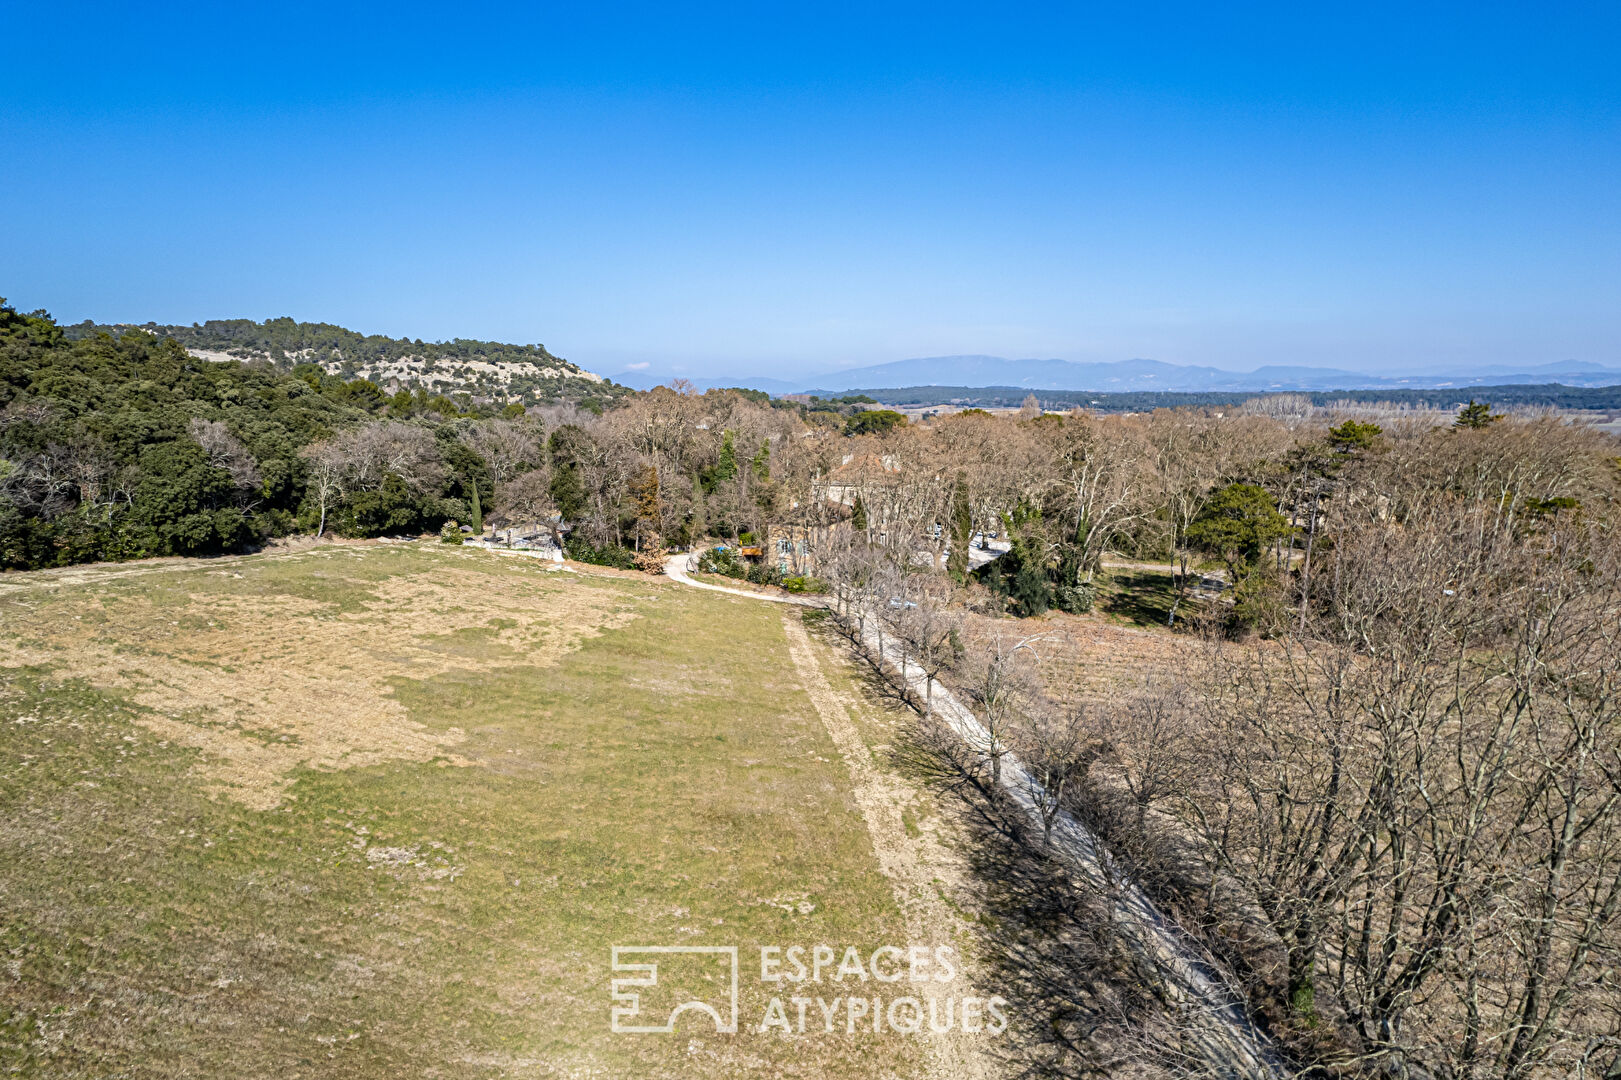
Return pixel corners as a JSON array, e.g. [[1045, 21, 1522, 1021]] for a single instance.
[[610, 355, 1621, 395]]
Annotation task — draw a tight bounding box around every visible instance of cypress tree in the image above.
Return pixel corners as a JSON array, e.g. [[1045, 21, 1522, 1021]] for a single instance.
[[947, 471, 971, 580]]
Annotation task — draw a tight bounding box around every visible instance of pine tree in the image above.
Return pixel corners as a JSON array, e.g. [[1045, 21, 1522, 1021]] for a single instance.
[[1454, 399, 1502, 429], [707, 430, 738, 491], [1326, 419, 1382, 453], [851, 496, 868, 532]]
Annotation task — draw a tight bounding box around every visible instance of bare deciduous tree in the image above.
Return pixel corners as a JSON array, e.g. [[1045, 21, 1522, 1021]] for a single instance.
[[1112, 506, 1621, 1074], [957, 628, 1049, 788], [1019, 702, 1107, 844], [188, 417, 261, 495], [300, 439, 347, 537], [465, 417, 543, 483]]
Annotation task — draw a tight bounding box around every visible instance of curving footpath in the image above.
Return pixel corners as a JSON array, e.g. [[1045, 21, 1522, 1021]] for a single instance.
[[664, 552, 1287, 1079], [663, 551, 821, 605]]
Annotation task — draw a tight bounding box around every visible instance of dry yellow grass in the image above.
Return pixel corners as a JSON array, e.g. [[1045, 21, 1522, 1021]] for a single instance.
[[1, 554, 637, 809], [960, 609, 1195, 706]]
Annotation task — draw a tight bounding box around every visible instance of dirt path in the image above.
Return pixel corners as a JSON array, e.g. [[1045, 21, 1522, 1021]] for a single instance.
[[663, 552, 820, 605], [667, 554, 1284, 1079], [780, 614, 988, 1080]]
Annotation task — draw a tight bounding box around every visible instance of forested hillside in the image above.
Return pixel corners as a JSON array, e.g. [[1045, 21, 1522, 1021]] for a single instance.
[[0, 301, 534, 568], [64, 315, 628, 410]]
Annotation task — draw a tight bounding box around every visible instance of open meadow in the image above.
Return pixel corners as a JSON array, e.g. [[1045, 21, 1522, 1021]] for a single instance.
[[0, 544, 984, 1079]]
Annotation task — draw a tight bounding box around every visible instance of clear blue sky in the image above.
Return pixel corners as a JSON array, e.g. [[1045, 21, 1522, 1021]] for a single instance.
[[2, 2, 1617, 379]]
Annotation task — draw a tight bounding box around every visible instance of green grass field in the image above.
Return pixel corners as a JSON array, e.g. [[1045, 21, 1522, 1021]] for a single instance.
[[0, 545, 966, 1078]]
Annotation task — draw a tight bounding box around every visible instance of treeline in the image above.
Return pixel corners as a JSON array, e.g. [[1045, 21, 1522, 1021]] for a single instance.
[[844, 382, 1621, 412], [7, 293, 1620, 616], [64, 315, 632, 410], [1, 301, 863, 572]]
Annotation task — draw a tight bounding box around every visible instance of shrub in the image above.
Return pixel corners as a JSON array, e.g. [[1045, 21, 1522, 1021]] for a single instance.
[[1226, 569, 1287, 637], [782, 575, 826, 594], [697, 546, 749, 579], [439, 520, 463, 544], [1054, 583, 1095, 614], [745, 564, 784, 587], [564, 536, 637, 569]]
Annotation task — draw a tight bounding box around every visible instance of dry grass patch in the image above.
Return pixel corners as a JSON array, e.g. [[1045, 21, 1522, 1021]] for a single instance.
[[0, 549, 638, 809], [959, 610, 1194, 707]]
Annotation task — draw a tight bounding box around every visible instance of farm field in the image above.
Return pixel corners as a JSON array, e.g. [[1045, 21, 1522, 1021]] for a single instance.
[[0, 544, 981, 1079]]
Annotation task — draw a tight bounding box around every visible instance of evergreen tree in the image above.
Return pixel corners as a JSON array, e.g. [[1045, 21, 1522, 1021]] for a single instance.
[[703, 430, 738, 493], [947, 470, 971, 580], [1326, 419, 1382, 453], [1187, 482, 1292, 579], [1454, 399, 1502, 429]]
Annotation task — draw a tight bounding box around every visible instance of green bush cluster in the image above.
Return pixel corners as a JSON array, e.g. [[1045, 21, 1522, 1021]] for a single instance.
[[745, 564, 783, 587], [694, 546, 815, 591], [563, 536, 637, 569], [696, 545, 750, 578], [1, 305, 359, 567], [1054, 582, 1095, 613]]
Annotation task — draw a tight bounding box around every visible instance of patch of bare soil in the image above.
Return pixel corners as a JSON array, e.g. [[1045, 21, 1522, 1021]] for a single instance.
[[0, 565, 639, 810]]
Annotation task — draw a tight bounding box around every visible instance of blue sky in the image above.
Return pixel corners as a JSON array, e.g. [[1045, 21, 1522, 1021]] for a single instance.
[[2, 2, 1618, 380]]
